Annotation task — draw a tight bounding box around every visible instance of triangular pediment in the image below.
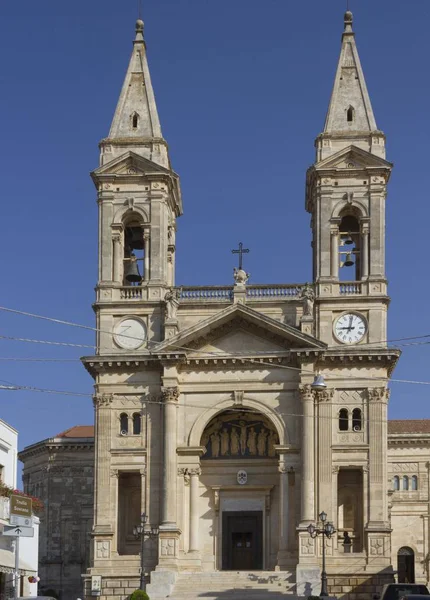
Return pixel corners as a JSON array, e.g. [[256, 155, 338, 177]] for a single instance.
[[92, 151, 173, 179], [155, 303, 326, 356], [199, 329, 287, 355], [314, 145, 392, 172]]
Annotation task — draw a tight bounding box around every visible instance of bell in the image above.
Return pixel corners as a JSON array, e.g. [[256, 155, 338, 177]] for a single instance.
[[343, 253, 354, 267], [343, 232, 354, 245], [124, 256, 142, 283], [127, 227, 144, 250]]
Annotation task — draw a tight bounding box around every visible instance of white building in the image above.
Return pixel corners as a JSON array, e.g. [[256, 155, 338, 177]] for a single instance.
[[0, 419, 39, 599]]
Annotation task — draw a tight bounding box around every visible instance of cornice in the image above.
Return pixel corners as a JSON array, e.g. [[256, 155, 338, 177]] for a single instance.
[[18, 438, 94, 461]]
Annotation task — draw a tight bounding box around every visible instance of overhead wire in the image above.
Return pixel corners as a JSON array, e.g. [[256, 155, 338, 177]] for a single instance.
[[1, 305, 430, 392]]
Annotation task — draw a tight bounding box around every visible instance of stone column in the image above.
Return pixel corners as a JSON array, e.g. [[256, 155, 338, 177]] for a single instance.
[[161, 386, 179, 526], [92, 394, 114, 562], [144, 231, 150, 281], [330, 227, 339, 279], [277, 456, 289, 568], [315, 388, 334, 519], [367, 387, 389, 525], [300, 384, 315, 523], [361, 224, 369, 279], [112, 232, 123, 283], [189, 467, 201, 553]]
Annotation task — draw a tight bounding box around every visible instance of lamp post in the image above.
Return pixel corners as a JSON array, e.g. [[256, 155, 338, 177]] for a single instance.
[[307, 511, 336, 597], [133, 513, 159, 592]]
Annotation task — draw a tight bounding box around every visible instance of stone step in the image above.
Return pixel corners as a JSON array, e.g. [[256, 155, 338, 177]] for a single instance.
[[168, 571, 297, 599]]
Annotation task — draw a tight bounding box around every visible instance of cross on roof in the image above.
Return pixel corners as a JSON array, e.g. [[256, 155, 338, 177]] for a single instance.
[[232, 242, 249, 270]]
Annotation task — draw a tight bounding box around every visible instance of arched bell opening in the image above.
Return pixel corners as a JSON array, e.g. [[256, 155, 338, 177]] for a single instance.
[[123, 215, 145, 286], [338, 213, 361, 281], [397, 546, 415, 583], [200, 410, 280, 460]]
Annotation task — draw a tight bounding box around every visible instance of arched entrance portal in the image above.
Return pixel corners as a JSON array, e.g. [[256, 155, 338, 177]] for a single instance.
[[200, 409, 281, 570], [397, 547, 415, 583]]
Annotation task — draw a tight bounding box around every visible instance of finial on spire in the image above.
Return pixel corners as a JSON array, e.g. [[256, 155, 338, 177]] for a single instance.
[[135, 18, 144, 42], [344, 10, 353, 33]]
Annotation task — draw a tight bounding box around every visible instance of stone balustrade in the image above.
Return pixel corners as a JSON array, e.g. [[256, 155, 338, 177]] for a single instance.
[[179, 287, 233, 301], [97, 281, 372, 303], [339, 282, 362, 295]]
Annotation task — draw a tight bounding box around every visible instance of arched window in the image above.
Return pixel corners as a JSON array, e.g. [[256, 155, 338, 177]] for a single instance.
[[131, 112, 139, 129], [352, 408, 362, 431], [123, 217, 145, 286], [132, 413, 141, 435], [347, 106, 355, 123], [411, 475, 418, 491], [339, 214, 361, 281], [339, 409, 349, 431], [403, 475, 409, 491], [120, 413, 128, 434], [393, 476, 400, 491]]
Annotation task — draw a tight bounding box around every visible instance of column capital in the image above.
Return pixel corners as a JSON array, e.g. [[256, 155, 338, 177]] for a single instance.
[[367, 387, 390, 403], [314, 388, 334, 403], [161, 386, 180, 403], [93, 394, 114, 408], [299, 384, 313, 401], [189, 467, 201, 477]]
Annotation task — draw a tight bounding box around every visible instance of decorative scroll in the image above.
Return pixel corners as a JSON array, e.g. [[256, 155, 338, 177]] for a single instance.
[[201, 411, 279, 460]]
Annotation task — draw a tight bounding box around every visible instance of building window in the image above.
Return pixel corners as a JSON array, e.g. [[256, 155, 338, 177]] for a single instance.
[[402, 475, 409, 491], [352, 408, 362, 431], [339, 408, 349, 431], [132, 413, 141, 435], [393, 476, 400, 491], [120, 413, 128, 435], [411, 475, 418, 491], [347, 106, 355, 123], [131, 112, 139, 129]]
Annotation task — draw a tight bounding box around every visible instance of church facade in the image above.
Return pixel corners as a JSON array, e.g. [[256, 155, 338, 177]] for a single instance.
[[81, 11, 405, 599]]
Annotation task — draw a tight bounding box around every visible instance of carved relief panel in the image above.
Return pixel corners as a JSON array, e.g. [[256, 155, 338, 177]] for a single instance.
[[201, 410, 279, 460]]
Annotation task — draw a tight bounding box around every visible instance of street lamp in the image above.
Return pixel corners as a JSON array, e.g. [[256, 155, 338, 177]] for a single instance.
[[133, 513, 159, 592], [307, 511, 336, 597]]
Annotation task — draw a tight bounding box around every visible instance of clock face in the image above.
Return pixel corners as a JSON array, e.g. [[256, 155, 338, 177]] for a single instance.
[[114, 318, 146, 350], [334, 313, 367, 344]]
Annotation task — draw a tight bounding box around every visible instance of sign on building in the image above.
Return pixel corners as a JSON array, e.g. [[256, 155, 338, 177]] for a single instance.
[[91, 576, 102, 596], [10, 495, 32, 518]]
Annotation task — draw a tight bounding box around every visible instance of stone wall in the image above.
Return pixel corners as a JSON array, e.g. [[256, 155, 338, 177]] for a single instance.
[[19, 433, 94, 600]]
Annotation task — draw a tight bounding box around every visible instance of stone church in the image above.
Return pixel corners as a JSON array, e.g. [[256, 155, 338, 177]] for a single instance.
[[53, 8, 421, 599]]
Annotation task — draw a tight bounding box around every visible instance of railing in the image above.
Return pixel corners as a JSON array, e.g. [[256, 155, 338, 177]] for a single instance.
[[339, 282, 362, 295], [179, 287, 233, 301], [120, 287, 143, 300], [246, 284, 302, 298]]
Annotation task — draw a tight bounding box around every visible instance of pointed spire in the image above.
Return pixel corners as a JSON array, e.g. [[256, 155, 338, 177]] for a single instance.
[[102, 19, 170, 169], [323, 10, 378, 136]]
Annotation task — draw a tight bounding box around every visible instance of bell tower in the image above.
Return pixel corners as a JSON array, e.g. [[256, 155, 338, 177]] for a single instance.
[[306, 10, 392, 347], [91, 19, 182, 353]]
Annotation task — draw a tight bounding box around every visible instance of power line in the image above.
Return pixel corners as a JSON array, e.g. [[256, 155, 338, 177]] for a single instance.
[[0, 305, 428, 354]]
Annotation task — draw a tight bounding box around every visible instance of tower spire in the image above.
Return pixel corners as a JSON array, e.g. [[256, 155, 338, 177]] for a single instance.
[[101, 19, 170, 169], [317, 10, 384, 160]]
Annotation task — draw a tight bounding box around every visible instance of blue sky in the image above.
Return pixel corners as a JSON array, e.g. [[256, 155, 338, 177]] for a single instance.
[[0, 0, 429, 469]]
